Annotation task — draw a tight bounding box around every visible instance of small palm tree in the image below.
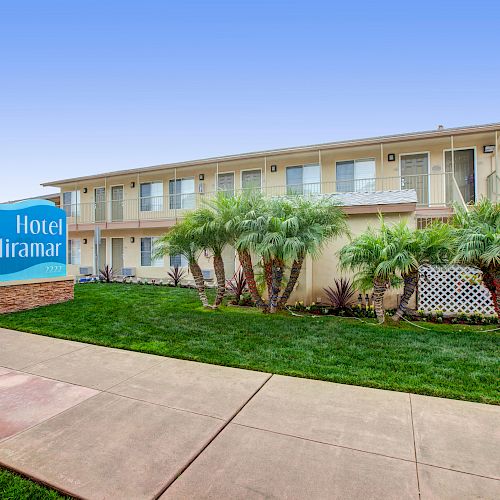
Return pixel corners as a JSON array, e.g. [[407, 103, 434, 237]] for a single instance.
[[339, 217, 402, 323], [391, 222, 454, 321], [189, 207, 229, 307], [155, 215, 210, 308], [452, 199, 500, 318], [207, 192, 267, 308], [239, 196, 348, 313]]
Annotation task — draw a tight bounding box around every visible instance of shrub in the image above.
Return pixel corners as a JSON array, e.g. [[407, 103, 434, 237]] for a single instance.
[[323, 278, 355, 309], [99, 265, 113, 283], [167, 266, 186, 287], [226, 270, 247, 304]]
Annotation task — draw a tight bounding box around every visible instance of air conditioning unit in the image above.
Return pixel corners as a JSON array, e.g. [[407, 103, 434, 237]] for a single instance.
[[202, 269, 213, 280], [79, 266, 93, 276], [122, 267, 136, 277]]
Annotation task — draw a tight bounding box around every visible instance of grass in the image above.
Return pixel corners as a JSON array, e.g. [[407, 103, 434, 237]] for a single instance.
[[0, 468, 67, 499], [0, 283, 498, 404]]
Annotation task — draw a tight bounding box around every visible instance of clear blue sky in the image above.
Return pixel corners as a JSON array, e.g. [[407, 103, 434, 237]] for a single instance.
[[1, 0, 499, 201]]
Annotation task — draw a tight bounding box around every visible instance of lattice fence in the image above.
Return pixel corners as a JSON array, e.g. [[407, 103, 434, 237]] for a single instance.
[[418, 265, 495, 316]]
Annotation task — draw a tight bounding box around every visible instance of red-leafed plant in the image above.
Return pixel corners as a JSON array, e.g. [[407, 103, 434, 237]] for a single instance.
[[323, 278, 355, 309], [167, 266, 186, 287], [226, 269, 247, 304]]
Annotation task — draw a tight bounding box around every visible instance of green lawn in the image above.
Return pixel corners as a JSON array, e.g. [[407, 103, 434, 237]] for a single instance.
[[0, 468, 67, 499], [0, 283, 498, 404]]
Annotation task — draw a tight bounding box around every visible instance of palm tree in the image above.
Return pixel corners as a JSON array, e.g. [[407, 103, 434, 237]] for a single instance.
[[391, 222, 454, 321], [207, 192, 266, 308], [189, 208, 228, 307], [452, 199, 500, 319], [277, 197, 348, 308], [155, 215, 210, 308], [239, 196, 348, 313], [339, 217, 402, 323]]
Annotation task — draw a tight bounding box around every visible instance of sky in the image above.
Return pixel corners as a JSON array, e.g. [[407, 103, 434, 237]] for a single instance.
[[0, 0, 499, 201]]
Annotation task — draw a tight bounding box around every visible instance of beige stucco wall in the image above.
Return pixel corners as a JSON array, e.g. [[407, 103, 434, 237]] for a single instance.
[[68, 208, 415, 309]]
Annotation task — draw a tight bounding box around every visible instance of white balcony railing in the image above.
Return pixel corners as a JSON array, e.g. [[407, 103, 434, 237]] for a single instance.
[[64, 172, 464, 225]]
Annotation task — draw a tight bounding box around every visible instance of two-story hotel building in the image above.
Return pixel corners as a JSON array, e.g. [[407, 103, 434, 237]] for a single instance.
[[41, 122, 500, 306]]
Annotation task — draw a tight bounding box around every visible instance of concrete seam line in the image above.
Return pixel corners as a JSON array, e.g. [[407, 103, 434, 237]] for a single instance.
[[231, 421, 418, 464], [408, 393, 421, 499], [18, 344, 93, 371], [152, 373, 274, 499]]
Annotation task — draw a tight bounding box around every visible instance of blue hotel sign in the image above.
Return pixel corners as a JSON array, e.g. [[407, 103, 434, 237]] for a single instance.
[[0, 200, 67, 282]]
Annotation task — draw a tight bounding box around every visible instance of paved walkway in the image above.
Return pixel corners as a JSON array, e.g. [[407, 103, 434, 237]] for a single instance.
[[0, 328, 498, 499]]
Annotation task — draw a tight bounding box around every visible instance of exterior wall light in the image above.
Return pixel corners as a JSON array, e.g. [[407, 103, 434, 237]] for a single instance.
[[130, 237, 135, 243], [199, 173, 205, 180], [483, 145, 495, 153], [270, 164, 277, 172], [387, 154, 396, 161], [83, 187, 88, 193], [130, 182, 136, 188], [83, 238, 88, 244]]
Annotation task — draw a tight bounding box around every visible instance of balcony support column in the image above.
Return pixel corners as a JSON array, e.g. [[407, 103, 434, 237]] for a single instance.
[[318, 150, 322, 193], [174, 167, 177, 221], [264, 156, 267, 192], [380, 143, 384, 190]]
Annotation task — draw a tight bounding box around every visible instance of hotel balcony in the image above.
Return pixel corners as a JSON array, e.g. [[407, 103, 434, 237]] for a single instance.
[[62, 172, 468, 230]]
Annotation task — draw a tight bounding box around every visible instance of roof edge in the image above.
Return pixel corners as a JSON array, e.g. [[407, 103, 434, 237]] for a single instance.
[[42, 122, 500, 187]]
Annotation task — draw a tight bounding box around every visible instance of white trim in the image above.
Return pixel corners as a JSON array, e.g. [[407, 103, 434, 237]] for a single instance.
[[240, 168, 263, 191], [399, 151, 431, 206], [442, 146, 477, 203]]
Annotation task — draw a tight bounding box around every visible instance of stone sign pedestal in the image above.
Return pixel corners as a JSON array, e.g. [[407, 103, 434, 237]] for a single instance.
[[0, 276, 74, 314]]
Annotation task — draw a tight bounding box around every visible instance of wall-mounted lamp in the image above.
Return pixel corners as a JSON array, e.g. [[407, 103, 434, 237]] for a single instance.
[[199, 173, 205, 181], [130, 237, 135, 243], [270, 164, 277, 172], [483, 145, 495, 154], [387, 153, 396, 162], [83, 187, 88, 193], [130, 181, 136, 188], [83, 238, 88, 244]]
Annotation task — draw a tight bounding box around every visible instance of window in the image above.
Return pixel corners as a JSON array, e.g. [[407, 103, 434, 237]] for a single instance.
[[62, 191, 80, 217], [242, 170, 262, 191], [140, 237, 163, 267], [67, 239, 81, 265], [169, 178, 195, 209], [336, 158, 376, 193], [217, 172, 235, 196], [170, 254, 188, 267], [140, 182, 163, 212], [286, 164, 320, 195]]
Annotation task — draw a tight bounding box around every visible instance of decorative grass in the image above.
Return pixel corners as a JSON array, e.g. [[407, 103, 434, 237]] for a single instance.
[[0, 468, 67, 499]]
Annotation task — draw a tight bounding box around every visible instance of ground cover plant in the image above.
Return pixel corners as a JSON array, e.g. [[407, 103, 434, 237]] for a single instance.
[[0, 283, 498, 405], [0, 468, 67, 499]]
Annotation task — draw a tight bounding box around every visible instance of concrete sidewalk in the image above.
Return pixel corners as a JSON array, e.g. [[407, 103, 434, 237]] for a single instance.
[[0, 328, 498, 499]]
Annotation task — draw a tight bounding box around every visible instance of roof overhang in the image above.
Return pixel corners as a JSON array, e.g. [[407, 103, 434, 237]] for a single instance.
[[42, 122, 500, 187]]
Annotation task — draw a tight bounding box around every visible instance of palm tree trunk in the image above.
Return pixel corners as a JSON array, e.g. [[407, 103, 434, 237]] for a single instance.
[[278, 255, 304, 309], [269, 259, 284, 313], [237, 249, 265, 308], [189, 260, 210, 308], [373, 278, 387, 324], [482, 270, 500, 319], [213, 253, 226, 307], [392, 270, 418, 321], [263, 259, 273, 301]]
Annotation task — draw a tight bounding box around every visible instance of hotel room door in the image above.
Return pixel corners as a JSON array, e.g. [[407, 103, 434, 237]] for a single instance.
[[400, 153, 429, 206], [111, 186, 124, 221], [111, 238, 124, 274]]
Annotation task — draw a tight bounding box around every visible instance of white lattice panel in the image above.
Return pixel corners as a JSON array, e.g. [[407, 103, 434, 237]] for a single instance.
[[418, 265, 495, 316]]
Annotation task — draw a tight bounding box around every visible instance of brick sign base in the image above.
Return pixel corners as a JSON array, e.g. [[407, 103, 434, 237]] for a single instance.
[[0, 277, 74, 314]]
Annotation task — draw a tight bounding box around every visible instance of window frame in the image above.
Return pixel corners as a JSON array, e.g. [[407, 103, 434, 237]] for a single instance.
[[140, 236, 164, 267], [140, 181, 164, 212], [335, 157, 376, 193]]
